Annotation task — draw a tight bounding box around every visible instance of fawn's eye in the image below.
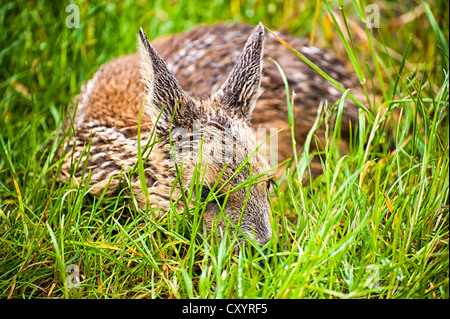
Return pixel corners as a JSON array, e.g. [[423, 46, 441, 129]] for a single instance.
[[200, 186, 210, 202], [200, 186, 225, 206]]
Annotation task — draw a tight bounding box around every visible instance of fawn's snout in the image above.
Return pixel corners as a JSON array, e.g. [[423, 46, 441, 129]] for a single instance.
[[198, 162, 273, 248]]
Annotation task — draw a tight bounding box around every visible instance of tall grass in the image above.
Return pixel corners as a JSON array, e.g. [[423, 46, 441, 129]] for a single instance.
[[0, 0, 448, 298]]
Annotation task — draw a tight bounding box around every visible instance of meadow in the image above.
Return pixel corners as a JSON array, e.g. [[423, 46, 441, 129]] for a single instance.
[[0, 0, 448, 299]]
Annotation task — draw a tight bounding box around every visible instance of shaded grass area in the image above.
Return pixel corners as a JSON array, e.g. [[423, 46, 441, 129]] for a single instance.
[[0, 0, 448, 298]]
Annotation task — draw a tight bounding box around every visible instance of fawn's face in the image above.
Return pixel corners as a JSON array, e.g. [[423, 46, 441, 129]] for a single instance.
[[196, 130, 273, 246], [138, 23, 273, 246]]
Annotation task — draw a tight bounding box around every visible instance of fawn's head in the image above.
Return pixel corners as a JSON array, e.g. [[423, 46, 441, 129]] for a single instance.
[[138, 23, 273, 246]]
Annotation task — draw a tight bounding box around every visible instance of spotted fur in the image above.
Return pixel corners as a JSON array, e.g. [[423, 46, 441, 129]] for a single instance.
[[59, 23, 364, 245]]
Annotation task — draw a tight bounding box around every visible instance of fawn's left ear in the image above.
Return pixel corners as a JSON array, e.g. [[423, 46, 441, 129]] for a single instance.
[[213, 22, 265, 121], [138, 28, 194, 133]]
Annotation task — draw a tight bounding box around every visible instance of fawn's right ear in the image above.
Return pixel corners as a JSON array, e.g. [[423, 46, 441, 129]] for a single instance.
[[138, 28, 195, 134], [212, 22, 265, 121]]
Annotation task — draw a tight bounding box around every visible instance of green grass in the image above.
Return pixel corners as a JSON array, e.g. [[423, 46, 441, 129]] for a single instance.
[[0, 0, 448, 299]]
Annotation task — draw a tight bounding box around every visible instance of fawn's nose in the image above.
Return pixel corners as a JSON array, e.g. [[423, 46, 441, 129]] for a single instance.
[[252, 207, 272, 246]]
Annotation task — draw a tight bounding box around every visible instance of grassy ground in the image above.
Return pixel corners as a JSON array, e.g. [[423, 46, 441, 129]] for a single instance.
[[0, 0, 448, 299]]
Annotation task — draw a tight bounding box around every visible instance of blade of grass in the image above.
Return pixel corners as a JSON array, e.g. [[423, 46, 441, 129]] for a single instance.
[[266, 26, 374, 122]]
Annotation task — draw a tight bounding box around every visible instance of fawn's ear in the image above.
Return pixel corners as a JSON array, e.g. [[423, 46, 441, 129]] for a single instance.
[[138, 28, 194, 133], [213, 22, 264, 121]]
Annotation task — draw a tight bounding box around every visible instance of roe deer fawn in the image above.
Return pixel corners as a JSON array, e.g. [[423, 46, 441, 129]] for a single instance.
[[60, 22, 363, 246]]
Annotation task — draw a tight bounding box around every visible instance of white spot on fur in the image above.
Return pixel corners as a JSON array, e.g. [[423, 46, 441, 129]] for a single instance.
[[291, 71, 307, 82], [328, 87, 340, 96], [301, 46, 320, 54], [100, 161, 114, 168], [90, 126, 127, 141]]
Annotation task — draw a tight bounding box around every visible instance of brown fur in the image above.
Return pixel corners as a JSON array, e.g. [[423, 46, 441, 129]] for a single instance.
[[59, 23, 364, 246]]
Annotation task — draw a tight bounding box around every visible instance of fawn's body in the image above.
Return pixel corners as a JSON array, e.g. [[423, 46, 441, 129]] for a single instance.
[[61, 23, 363, 245]]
